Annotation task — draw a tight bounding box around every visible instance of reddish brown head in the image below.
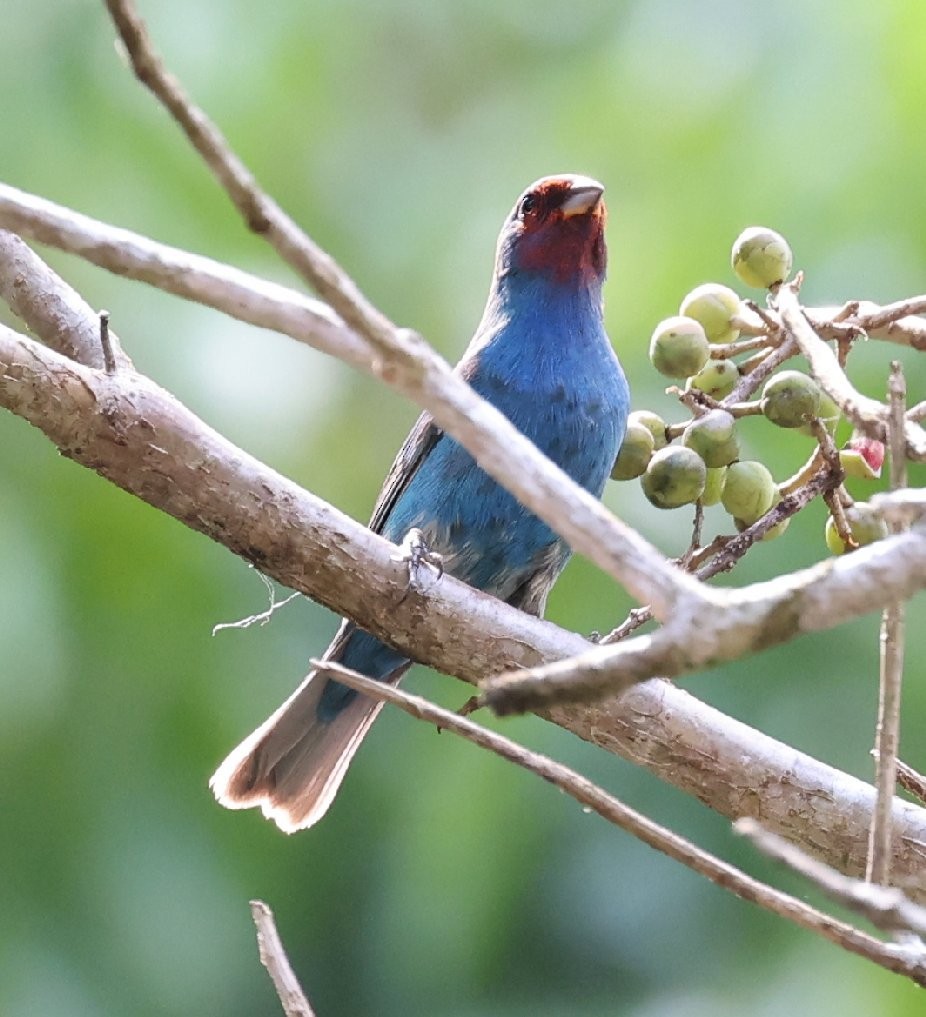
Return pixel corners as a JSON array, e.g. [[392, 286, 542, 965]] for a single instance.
[[496, 174, 607, 288]]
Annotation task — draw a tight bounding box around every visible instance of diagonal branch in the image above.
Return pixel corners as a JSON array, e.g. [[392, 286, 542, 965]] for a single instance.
[[96, 0, 700, 622], [319, 660, 926, 986], [776, 281, 926, 460], [0, 187, 372, 371], [481, 526, 926, 713], [3, 311, 926, 898]]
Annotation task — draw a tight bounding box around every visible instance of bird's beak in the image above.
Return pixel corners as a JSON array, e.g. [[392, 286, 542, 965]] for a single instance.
[[561, 177, 604, 218]]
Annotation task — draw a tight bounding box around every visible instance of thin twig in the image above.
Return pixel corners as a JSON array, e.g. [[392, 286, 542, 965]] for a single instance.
[[856, 297, 926, 330], [314, 660, 926, 985], [708, 334, 776, 358], [250, 901, 316, 1017], [103, 0, 399, 353], [726, 334, 799, 404], [867, 363, 909, 885], [737, 819, 926, 947], [776, 281, 926, 460], [600, 465, 839, 644], [98, 310, 116, 374], [779, 446, 827, 496]]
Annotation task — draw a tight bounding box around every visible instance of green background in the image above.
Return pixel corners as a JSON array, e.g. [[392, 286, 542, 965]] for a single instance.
[[2, 1, 925, 1014]]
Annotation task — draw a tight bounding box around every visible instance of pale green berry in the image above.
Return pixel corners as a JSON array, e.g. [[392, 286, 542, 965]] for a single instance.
[[680, 283, 742, 344], [824, 503, 888, 555], [731, 226, 793, 289], [798, 390, 840, 437], [649, 316, 710, 379], [681, 410, 739, 468], [721, 460, 777, 524], [628, 410, 668, 450], [762, 370, 821, 429], [734, 493, 789, 540], [611, 421, 655, 480], [733, 514, 790, 540], [689, 358, 740, 400], [701, 467, 727, 507], [761, 516, 790, 541], [641, 446, 707, 509]]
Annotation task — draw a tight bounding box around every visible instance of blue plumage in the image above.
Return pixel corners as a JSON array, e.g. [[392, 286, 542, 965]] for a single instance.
[[211, 174, 630, 831]]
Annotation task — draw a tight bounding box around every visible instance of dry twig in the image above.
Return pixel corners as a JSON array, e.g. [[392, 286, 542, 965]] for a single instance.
[[867, 363, 909, 885], [250, 901, 316, 1017]]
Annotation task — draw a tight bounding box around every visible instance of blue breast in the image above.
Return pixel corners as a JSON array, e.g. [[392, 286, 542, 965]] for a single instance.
[[383, 279, 629, 598]]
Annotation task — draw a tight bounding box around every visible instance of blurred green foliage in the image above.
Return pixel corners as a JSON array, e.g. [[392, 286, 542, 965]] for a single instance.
[[2, 1, 925, 1014]]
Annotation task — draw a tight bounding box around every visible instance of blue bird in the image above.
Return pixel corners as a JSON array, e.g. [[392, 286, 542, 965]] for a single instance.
[[211, 174, 630, 831]]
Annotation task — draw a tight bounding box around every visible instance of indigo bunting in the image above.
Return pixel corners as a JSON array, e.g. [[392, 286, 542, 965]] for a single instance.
[[211, 174, 630, 831]]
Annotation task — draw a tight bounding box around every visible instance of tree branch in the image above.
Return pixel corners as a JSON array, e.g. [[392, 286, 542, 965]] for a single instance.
[[481, 526, 926, 712], [776, 280, 926, 460], [0, 188, 371, 372], [321, 661, 926, 986], [2, 313, 926, 898], [738, 819, 926, 945], [0, 183, 693, 626], [868, 363, 909, 884]]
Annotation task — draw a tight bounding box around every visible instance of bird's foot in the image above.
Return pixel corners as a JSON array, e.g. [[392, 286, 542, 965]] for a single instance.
[[393, 527, 443, 598]]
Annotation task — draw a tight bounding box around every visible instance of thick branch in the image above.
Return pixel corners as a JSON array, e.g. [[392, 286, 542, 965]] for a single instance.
[[0, 186, 692, 623], [2, 320, 926, 898]]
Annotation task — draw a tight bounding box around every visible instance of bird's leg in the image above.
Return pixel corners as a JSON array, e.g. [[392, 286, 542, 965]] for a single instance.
[[392, 527, 444, 598]]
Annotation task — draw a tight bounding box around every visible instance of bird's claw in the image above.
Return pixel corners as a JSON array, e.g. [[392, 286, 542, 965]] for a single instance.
[[393, 527, 443, 598]]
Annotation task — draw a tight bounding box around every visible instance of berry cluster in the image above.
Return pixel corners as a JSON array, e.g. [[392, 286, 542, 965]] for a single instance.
[[612, 228, 888, 553]]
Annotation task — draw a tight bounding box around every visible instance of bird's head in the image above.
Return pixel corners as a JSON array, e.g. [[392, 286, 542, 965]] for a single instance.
[[495, 174, 607, 290]]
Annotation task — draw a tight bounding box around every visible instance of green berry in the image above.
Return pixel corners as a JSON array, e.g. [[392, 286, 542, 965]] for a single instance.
[[689, 358, 740, 400], [721, 460, 777, 524], [733, 514, 790, 540], [761, 516, 790, 541], [701, 467, 727, 507], [731, 226, 793, 289], [681, 410, 740, 468], [798, 390, 840, 437], [611, 420, 655, 480], [641, 446, 707, 509], [762, 370, 821, 429], [824, 503, 888, 555], [649, 316, 710, 379], [679, 283, 742, 344], [628, 410, 668, 450]]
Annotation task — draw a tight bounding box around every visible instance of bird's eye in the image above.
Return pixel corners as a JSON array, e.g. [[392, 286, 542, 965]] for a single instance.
[[518, 193, 537, 219]]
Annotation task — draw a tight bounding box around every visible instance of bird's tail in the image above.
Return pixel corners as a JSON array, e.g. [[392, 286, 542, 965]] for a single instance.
[[210, 624, 409, 833]]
